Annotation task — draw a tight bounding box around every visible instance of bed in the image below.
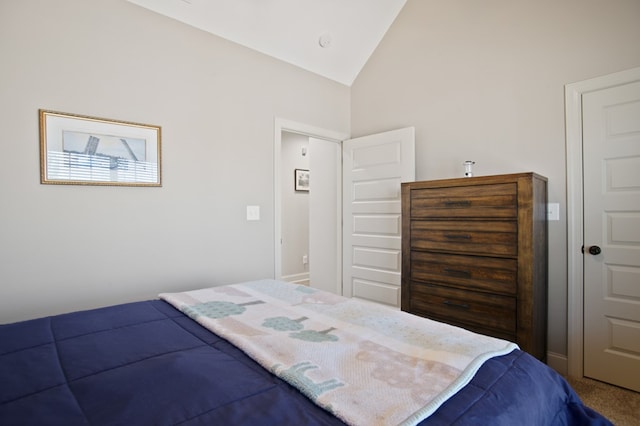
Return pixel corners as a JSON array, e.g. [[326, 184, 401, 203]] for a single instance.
[[1, 279, 610, 425]]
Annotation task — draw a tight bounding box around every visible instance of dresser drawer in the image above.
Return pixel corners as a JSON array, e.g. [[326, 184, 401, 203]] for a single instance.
[[410, 252, 517, 295], [410, 183, 517, 218], [410, 220, 517, 256], [408, 282, 516, 334]]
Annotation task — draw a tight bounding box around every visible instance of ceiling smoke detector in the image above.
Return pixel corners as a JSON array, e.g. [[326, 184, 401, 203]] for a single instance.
[[318, 32, 332, 48]]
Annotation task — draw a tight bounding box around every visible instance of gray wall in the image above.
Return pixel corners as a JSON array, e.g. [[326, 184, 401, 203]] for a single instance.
[[0, 0, 349, 323], [351, 0, 640, 358]]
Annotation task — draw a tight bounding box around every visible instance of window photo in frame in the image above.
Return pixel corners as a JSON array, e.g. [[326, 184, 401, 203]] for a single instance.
[[39, 110, 162, 186]]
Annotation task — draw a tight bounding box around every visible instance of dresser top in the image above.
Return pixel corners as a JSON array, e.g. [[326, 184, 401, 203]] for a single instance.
[[402, 172, 548, 188]]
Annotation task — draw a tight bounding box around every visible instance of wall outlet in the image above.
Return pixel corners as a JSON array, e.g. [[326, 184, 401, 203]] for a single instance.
[[302, 255, 308, 265], [547, 203, 560, 221]]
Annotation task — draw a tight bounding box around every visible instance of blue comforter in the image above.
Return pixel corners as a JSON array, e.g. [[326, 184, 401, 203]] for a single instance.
[[0, 300, 610, 425]]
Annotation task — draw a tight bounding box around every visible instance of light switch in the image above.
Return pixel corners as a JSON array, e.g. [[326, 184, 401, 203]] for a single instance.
[[547, 203, 560, 221], [246, 205, 260, 221]]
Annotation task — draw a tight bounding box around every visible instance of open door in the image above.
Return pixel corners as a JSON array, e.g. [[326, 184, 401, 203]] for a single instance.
[[342, 127, 415, 307]]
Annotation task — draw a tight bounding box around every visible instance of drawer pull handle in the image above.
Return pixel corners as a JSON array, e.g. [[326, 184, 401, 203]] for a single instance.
[[443, 300, 470, 310], [444, 268, 471, 278], [444, 233, 472, 240], [444, 200, 471, 207]]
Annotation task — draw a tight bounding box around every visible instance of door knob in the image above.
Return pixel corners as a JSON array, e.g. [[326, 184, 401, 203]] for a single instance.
[[588, 245, 601, 255]]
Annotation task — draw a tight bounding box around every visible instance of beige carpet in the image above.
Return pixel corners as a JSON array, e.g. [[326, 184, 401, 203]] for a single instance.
[[566, 376, 640, 426]]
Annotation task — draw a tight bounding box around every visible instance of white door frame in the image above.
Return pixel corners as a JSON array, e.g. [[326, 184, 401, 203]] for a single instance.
[[565, 66, 640, 378], [273, 117, 349, 288]]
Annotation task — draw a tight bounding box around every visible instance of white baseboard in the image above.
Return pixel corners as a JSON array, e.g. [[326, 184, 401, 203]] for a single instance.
[[281, 272, 310, 286], [546, 351, 568, 376]]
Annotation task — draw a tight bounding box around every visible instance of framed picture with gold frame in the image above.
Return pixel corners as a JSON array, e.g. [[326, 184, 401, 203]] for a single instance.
[[39, 110, 161, 186]]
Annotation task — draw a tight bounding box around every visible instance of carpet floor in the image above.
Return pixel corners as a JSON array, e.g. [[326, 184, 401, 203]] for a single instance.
[[566, 376, 640, 426]]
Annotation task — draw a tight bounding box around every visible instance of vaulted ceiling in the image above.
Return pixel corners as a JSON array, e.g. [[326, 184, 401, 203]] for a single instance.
[[127, 0, 407, 86]]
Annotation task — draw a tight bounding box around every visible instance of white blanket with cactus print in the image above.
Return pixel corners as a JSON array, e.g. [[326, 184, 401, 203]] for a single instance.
[[160, 279, 517, 426]]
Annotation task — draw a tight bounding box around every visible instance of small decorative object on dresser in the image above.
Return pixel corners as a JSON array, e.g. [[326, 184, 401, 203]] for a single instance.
[[401, 172, 548, 361]]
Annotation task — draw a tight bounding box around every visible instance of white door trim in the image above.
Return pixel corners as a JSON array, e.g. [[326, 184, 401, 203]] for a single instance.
[[273, 117, 349, 284], [565, 66, 640, 378]]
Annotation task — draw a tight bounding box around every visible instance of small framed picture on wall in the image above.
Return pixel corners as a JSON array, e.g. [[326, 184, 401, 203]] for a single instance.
[[295, 169, 309, 191]]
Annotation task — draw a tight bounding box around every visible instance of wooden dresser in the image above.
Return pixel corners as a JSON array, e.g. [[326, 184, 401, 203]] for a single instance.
[[401, 173, 548, 361]]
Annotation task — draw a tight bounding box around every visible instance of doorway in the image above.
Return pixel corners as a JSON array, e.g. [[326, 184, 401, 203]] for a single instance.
[[274, 119, 416, 305], [566, 66, 640, 391], [274, 118, 348, 295]]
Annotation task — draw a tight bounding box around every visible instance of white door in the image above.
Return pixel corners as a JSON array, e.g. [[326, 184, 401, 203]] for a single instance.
[[583, 80, 640, 392], [309, 138, 341, 294], [342, 127, 415, 307]]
